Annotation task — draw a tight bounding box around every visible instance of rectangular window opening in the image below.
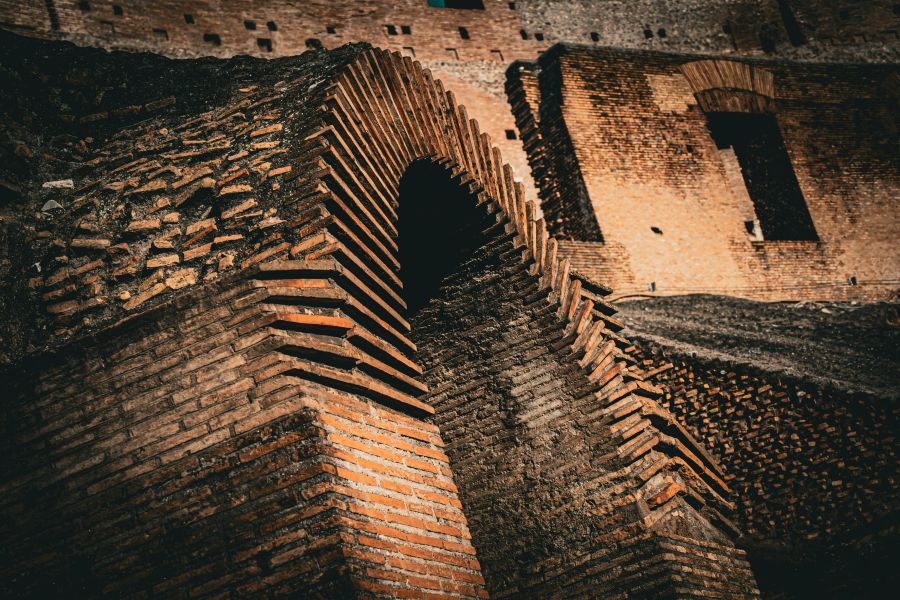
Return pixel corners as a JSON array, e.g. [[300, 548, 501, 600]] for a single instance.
[[153, 28, 168, 40], [112, 4, 122, 16], [458, 27, 470, 39], [184, 14, 194, 24], [244, 20, 256, 30], [707, 112, 817, 241], [203, 33, 221, 45], [258, 37, 273, 52], [401, 25, 411, 35]]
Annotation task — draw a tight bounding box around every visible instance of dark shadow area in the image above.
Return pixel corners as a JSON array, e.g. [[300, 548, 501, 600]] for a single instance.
[[707, 112, 818, 241], [398, 160, 495, 314]]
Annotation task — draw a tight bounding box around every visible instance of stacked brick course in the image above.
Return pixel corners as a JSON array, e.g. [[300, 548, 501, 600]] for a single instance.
[[508, 45, 900, 302], [1, 33, 760, 597], [624, 336, 899, 598]]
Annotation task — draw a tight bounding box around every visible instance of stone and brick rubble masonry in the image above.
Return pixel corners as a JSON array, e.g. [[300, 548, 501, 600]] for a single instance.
[[619, 295, 900, 599], [506, 44, 900, 302], [0, 33, 759, 597], [3, 1, 900, 210]]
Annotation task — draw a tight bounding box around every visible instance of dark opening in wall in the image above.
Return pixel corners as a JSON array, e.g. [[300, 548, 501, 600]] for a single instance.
[[112, 4, 122, 16], [651, 226, 663, 235], [78, 1, 90, 11], [590, 31, 599, 42], [427, 0, 485, 8], [153, 28, 168, 41], [520, 29, 529, 40], [706, 112, 817, 241], [509, 2, 516, 9], [894, 4, 900, 16], [644, 28, 654, 39], [304, 38, 321, 50], [534, 32, 544, 41], [184, 14, 194, 24], [386, 24, 398, 35], [505, 129, 516, 140], [777, 0, 806, 46], [326, 25, 337, 34], [657, 28, 667, 38], [203, 33, 221, 46], [398, 161, 491, 314], [759, 30, 777, 53], [839, 9, 850, 20], [847, 275, 858, 286], [401, 25, 412, 34], [458, 27, 470, 39], [244, 20, 256, 30], [258, 38, 273, 51], [266, 21, 277, 31], [723, 23, 732, 34]]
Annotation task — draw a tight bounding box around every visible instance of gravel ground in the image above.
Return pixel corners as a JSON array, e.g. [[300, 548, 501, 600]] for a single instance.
[[618, 295, 900, 399]]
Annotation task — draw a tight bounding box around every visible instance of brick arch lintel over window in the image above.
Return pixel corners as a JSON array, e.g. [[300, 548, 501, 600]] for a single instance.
[[680, 59, 776, 113]]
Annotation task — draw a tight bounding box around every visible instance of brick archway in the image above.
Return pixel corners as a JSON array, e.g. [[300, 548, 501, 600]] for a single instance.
[[2, 45, 758, 598]]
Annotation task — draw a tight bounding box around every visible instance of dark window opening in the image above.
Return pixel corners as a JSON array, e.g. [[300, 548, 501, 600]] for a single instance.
[[520, 29, 529, 40], [644, 28, 654, 39], [778, 0, 806, 46], [386, 24, 398, 35], [112, 4, 122, 16], [839, 10, 850, 20], [509, 2, 516, 9], [304, 38, 321, 49], [244, 20, 256, 30], [401, 25, 411, 34], [203, 33, 221, 45], [153, 28, 168, 40], [590, 31, 600, 42], [847, 275, 858, 286], [326, 25, 337, 34], [650, 226, 663, 235], [258, 37, 273, 51], [706, 112, 817, 241], [894, 5, 900, 16], [399, 161, 493, 314], [78, 1, 90, 11], [723, 23, 732, 34], [647, 281, 657, 292], [759, 30, 777, 53], [657, 28, 667, 38], [427, 0, 485, 8], [184, 14, 194, 24], [266, 21, 277, 31], [505, 129, 516, 140], [458, 27, 470, 39], [744, 220, 756, 235], [534, 32, 544, 41]]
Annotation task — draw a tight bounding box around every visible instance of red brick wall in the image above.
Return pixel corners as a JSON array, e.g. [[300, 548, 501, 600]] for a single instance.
[[510, 46, 900, 301], [1, 38, 762, 597], [0, 274, 485, 597]]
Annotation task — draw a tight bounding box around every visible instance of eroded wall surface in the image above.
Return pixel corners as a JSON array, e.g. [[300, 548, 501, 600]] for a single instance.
[[509, 46, 899, 301]]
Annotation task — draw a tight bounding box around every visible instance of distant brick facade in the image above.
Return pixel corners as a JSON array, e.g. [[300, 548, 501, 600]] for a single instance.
[[508, 46, 899, 301]]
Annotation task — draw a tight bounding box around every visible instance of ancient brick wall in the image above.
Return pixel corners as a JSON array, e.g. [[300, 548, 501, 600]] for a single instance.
[[1, 274, 485, 598], [626, 340, 900, 599], [509, 45, 900, 301], [1, 33, 763, 597], [2, 1, 898, 212]]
